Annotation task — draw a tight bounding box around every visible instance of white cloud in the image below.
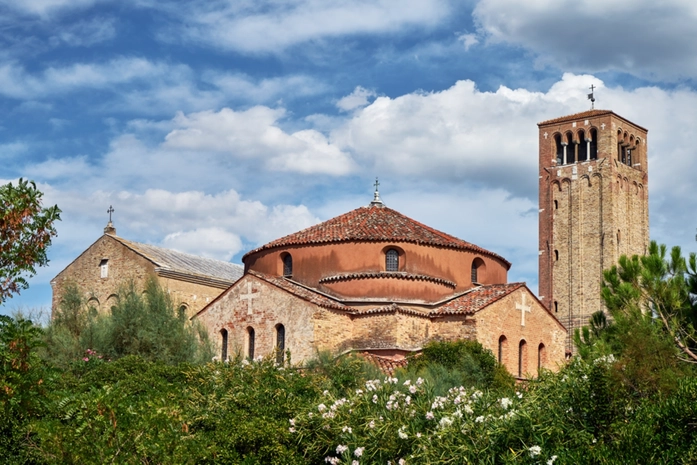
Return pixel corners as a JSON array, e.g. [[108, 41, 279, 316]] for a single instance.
[[206, 72, 327, 103], [49, 16, 117, 47], [152, 0, 451, 53], [457, 33, 479, 51], [162, 227, 243, 261], [0, 0, 107, 17], [163, 107, 356, 175], [336, 86, 377, 112], [474, 0, 697, 80], [24, 156, 94, 180]]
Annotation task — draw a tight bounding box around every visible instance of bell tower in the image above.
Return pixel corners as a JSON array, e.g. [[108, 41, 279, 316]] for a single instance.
[[537, 110, 649, 352]]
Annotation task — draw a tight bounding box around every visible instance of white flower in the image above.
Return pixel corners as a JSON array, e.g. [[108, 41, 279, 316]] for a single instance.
[[372, 395, 378, 404], [323, 390, 330, 396], [288, 427, 296, 433], [463, 404, 473, 415], [356, 389, 363, 395], [409, 385, 417, 394], [398, 426, 408, 439], [499, 397, 513, 409], [416, 432, 422, 438], [342, 426, 352, 433], [439, 417, 453, 429], [368, 420, 375, 429], [416, 377, 424, 386], [399, 459, 406, 465], [308, 412, 314, 418], [324, 457, 339, 464], [354, 447, 365, 457], [403, 380, 411, 386], [529, 445, 542, 457], [475, 416, 485, 423], [352, 461, 359, 465], [547, 455, 558, 465], [336, 444, 348, 454], [426, 411, 435, 420], [318, 404, 327, 412], [452, 410, 463, 418], [516, 391, 523, 399], [289, 419, 295, 426]]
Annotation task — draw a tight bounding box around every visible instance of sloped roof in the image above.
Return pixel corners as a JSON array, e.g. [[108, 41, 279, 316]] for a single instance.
[[243, 204, 510, 267], [538, 110, 647, 131], [433, 282, 524, 315], [247, 270, 350, 311], [109, 235, 243, 283]]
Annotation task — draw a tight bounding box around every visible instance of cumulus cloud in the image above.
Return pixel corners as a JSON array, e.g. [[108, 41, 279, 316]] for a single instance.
[[162, 227, 243, 261], [474, 0, 697, 81], [151, 0, 451, 53], [206, 72, 328, 103], [457, 33, 479, 51], [163, 107, 356, 175], [49, 16, 117, 47], [336, 86, 377, 112]]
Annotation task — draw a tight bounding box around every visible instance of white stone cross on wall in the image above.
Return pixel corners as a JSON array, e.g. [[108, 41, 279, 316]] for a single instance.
[[543, 132, 548, 139], [240, 281, 259, 315], [601, 123, 606, 130], [516, 293, 532, 327]]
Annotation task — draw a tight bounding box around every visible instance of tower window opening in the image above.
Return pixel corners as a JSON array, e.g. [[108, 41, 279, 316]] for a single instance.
[[554, 301, 558, 313], [498, 335, 507, 365], [566, 133, 575, 164], [554, 200, 558, 210], [578, 130, 587, 161], [100, 259, 109, 278], [386, 248, 399, 271], [554, 250, 559, 261], [589, 129, 598, 159], [554, 134, 563, 164], [538, 343, 546, 372], [518, 340, 527, 378]]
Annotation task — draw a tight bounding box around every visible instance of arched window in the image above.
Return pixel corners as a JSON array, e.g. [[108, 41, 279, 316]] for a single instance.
[[554, 200, 558, 210], [247, 327, 255, 360], [554, 301, 558, 313], [471, 257, 485, 284], [554, 134, 563, 164], [578, 130, 587, 161], [282, 254, 293, 277], [554, 250, 559, 261], [538, 343, 546, 373], [589, 128, 598, 159], [276, 324, 285, 364], [518, 340, 527, 378], [498, 335, 507, 366], [386, 248, 399, 271], [566, 133, 575, 164], [220, 328, 229, 361], [100, 259, 109, 278]]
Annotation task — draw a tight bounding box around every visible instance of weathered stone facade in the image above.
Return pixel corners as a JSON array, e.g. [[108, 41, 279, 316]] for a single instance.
[[196, 200, 567, 378], [538, 110, 649, 352], [51, 227, 243, 319]]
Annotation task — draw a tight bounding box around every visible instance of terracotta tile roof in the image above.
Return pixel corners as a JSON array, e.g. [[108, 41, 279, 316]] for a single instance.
[[538, 110, 647, 131], [110, 235, 243, 283], [243, 204, 510, 267], [247, 270, 350, 311], [538, 110, 613, 126], [319, 271, 456, 289], [360, 352, 409, 376], [433, 283, 524, 315]]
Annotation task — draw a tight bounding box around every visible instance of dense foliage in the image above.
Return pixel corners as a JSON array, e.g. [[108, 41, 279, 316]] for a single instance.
[[45, 278, 213, 366], [0, 178, 61, 303], [3, 241, 697, 463]]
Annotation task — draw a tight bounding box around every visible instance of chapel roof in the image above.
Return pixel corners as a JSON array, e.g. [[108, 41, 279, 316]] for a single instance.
[[109, 235, 243, 284], [538, 109, 647, 131], [243, 204, 510, 267]]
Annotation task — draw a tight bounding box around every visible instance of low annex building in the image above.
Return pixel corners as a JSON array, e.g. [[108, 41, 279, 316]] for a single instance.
[[51, 221, 243, 318], [195, 191, 566, 378]]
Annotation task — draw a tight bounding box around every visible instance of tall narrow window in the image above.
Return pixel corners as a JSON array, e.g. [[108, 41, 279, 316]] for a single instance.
[[276, 324, 285, 364], [100, 259, 109, 278], [386, 249, 399, 271], [578, 130, 587, 161], [538, 343, 546, 373], [518, 340, 527, 378], [471, 258, 485, 284], [247, 327, 255, 360], [554, 134, 563, 164], [283, 254, 293, 277], [220, 328, 229, 361], [589, 129, 598, 159], [498, 335, 507, 365]]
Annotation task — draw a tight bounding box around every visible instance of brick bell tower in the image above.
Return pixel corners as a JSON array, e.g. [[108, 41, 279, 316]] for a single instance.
[[537, 109, 649, 352]]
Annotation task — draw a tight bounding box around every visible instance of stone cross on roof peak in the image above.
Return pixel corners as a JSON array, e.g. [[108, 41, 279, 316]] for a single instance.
[[104, 205, 116, 235]]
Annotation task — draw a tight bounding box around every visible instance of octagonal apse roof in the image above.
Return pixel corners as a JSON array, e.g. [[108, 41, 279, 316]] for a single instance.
[[243, 204, 510, 268]]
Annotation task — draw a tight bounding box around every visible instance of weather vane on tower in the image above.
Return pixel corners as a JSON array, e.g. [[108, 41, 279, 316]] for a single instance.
[[588, 84, 596, 110]]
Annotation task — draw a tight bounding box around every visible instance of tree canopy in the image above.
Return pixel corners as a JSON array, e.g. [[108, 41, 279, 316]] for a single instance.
[[0, 179, 61, 303]]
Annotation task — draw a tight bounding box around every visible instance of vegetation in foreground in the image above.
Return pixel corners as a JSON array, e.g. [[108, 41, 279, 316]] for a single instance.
[[1, 238, 697, 463]]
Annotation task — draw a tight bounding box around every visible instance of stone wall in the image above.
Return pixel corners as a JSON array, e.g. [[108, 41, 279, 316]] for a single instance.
[[538, 111, 649, 350], [51, 235, 230, 319]]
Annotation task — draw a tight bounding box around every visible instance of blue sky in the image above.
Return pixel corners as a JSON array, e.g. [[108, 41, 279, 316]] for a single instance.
[[3, 0, 697, 316]]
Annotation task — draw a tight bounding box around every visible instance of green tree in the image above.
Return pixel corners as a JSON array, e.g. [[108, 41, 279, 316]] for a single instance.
[[0, 178, 61, 303], [602, 241, 697, 363]]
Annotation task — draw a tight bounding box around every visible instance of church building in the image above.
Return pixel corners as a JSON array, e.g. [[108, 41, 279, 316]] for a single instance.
[[51, 219, 243, 318], [194, 189, 567, 378]]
